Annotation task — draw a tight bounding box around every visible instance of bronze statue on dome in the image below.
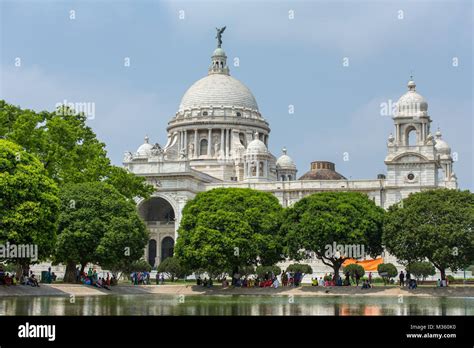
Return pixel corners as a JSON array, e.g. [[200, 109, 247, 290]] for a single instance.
[[215, 26, 226, 48]]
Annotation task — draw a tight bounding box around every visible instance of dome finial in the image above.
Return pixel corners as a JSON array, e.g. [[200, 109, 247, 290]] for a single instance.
[[408, 75, 416, 91], [282, 147, 287, 155], [254, 131, 259, 139], [209, 27, 229, 76], [144, 135, 149, 143]]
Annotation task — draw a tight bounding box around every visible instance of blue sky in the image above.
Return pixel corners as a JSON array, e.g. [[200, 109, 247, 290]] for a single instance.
[[1, 0, 472, 190]]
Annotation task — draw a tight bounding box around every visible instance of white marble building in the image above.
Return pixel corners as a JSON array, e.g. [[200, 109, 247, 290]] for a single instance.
[[123, 38, 457, 269]]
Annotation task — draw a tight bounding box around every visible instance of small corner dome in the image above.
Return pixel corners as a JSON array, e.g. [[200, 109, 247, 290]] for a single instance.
[[246, 137, 267, 155], [435, 130, 451, 154], [396, 78, 428, 117], [276, 148, 296, 169], [136, 136, 153, 156]]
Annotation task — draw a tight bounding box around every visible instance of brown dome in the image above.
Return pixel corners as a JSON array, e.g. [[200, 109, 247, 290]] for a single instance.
[[298, 161, 346, 180]]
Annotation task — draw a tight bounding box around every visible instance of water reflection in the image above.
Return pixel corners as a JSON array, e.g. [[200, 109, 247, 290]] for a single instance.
[[0, 295, 472, 316]]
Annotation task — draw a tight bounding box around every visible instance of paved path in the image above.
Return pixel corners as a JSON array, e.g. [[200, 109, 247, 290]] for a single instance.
[[1, 284, 473, 298]]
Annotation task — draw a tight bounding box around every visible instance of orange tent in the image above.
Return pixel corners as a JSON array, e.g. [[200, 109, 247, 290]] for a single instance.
[[342, 258, 384, 272]]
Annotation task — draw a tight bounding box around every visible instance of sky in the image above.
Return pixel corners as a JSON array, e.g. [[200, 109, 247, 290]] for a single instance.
[[1, 0, 472, 190]]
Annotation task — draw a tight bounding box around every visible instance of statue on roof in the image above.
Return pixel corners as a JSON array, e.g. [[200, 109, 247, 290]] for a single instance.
[[216, 26, 226, 48]]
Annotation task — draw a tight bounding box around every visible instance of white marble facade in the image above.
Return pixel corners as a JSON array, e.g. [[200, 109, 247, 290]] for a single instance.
[[123, 42, 457, 269]]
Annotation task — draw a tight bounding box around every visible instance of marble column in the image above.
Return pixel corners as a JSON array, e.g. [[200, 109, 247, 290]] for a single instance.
[[194, 129, 198, 158], [184, 130, 187, 154], [225, 128, 230, 158], [256, 160, 260, 177], [207, 128, 212, 156], [221, 129, 225, 157]]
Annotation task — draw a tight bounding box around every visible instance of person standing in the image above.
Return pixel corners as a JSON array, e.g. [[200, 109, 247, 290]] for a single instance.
[[406, 271, 411, 287], [368, 272, 372, 284], [355, 271, 361, 287], [399, 271, 405, 287]]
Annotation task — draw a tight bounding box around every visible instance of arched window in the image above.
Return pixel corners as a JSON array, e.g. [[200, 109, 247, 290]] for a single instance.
[[161, 237, 174, 262], [288, 175, 292, 181], [148, 240, 157, 267], [200, 139, 208, 156], [406, 127, 417, 146]]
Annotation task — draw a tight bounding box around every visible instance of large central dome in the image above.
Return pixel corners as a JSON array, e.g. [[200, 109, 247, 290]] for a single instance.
[[179, 74, 258, 111], [179, 73, 259, 112]]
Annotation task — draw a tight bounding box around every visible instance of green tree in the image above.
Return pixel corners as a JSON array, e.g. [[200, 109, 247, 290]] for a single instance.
[[0, 101, 152, 200], [285, 263, 313, 275], [0, 139, 60, 275], [0, 101, 110, 184], [377, 263, 397, 285], [256, 265, 281, 279], [383, 189, 474, 280], [281, 192, 384, 280], [118, 259, 153, 280], [342, 263, 365, 282], [407, 261, 436, 283], [105, 166, 154, 201], [54, 182, 148, 282], [175, 188, 284, 279], [157, 257, 187, 281]]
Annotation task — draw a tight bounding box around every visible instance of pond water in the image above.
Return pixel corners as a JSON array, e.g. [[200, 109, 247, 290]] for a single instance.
[[1, 295, 472, 316]]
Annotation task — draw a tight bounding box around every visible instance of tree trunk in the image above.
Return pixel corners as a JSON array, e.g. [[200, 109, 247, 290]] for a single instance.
[[440, 268, 446, 283], [80, 263, 87, 274], [63, 261, 77, 283], [333, 263, 341, 284]]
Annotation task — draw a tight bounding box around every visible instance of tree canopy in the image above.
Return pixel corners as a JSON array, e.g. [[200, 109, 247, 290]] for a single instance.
[[54, 182, 148, 282], [383, 189, 474, 279], [0, 139, 60, 271], [285, 263, 313, 274], [377, 263, 397, 285], [157, 257, 187, 281], [281, 192, 384, 279], [0, 101, 153, 200], [407, 261, 436, 282], [174, 188, 284, 278], [342, 263, 365, 280]]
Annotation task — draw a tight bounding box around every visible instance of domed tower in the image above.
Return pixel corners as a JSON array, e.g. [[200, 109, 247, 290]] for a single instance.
[[384, 77, 456, 205], [276, 148, 297, 181], [244, 132, 273, 182], [164, 28, 274, 181]]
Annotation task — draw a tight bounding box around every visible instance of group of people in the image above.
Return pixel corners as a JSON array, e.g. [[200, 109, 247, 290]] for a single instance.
[[0, 266, 16, 286], [131, 271, 151, 285], [18, 270, 40, 287], [309, 272, 374, 288], [197, 276, 214, 288], [80, 268, 111, 290], [230, 272, 282, 288], [281, 272, 303, 287], [398, 271, 418, 289]]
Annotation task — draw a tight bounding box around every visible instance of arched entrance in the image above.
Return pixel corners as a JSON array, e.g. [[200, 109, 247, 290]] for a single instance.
[[148, 239, 157, 267], [138, 196, 176, 266], [138, 197, 175, 223], [161, 236, 174, 262]]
